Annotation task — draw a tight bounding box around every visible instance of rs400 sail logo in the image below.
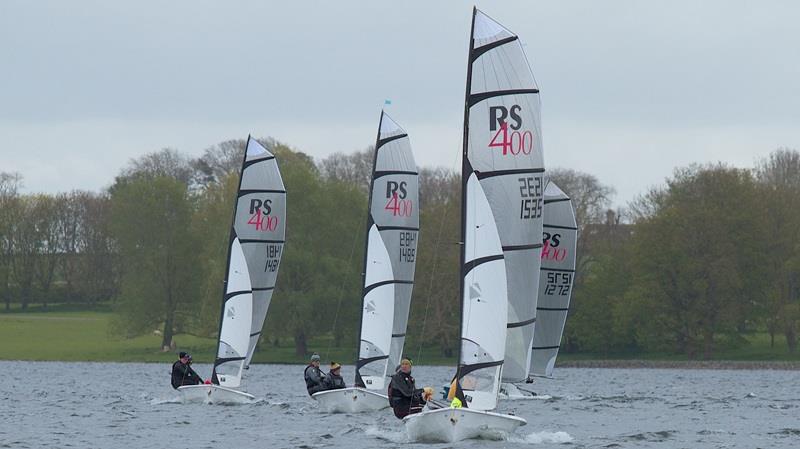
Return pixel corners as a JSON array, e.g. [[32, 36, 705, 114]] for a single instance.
[[384, 180, 413, 217], [247, 198, 279, 231], [541, 233, 567, 262], [488, 105, 534, 156]]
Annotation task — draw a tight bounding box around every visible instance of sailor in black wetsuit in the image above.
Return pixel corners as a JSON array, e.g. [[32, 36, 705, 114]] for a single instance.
[[304, 353, 326, 395], [171, 352, 203, 389], [388, 358, 433, 419]]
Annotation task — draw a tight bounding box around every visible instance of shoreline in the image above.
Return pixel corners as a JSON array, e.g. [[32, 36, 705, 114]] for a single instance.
[[2, 358, 800, 370], [557, 359, 800, 370]]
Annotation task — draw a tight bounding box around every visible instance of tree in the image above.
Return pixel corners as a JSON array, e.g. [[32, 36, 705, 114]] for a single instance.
[[264, 144, 366, 357], [546, 168, 616, 353], [563, 210, 638, 354], [318, 147, 374, 194], [8, 196, 39, 310], [628, 164, 766, 358], [33, 194, 61, 308], [194, 170, 239, 335], [0, 173, 22, 310], [408, 167, 461, 358], [118, 148, 196, 186], [109, 173, 202, 350], [193, 138, 248, 186], [754, 148, 800, 351]]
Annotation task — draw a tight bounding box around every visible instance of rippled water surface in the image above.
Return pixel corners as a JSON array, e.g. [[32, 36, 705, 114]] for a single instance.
[[1, 362, 798, 448]]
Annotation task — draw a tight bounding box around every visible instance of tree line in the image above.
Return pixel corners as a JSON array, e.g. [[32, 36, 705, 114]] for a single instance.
[[2, 140, 799, 360]]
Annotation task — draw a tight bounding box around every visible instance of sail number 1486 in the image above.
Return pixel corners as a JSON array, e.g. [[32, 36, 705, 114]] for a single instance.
[[518, 176, 542, 219]]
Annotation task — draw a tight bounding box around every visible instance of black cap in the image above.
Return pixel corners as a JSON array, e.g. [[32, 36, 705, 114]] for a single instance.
[[179, 351, 189, 359]]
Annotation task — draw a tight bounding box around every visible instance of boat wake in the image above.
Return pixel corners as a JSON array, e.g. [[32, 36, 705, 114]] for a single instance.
[[149, 397, 182, 405], [501, 393, 553, 401], [621, 430, 676, 442], [363, 425, 407, 443], [507, 431, 574, 444]]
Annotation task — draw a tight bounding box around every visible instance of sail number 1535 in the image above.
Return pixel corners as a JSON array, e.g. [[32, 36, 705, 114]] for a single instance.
[[519, 176, 542, 219]]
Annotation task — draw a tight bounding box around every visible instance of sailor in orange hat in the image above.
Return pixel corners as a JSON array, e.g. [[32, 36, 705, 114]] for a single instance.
[[323, 361, 346, 390]]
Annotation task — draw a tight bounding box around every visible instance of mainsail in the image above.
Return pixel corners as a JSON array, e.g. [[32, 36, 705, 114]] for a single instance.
[[463, 8, 545, 385], [530, 181, 576, 377], [212, 137, 286, 386], [355, 112, 419, 391], [453, 7, 544, 409], [238, 138, 287, 367]]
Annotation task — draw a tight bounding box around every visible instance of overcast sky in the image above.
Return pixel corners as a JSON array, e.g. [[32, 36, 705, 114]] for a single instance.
[[1, 1, 798, 205]]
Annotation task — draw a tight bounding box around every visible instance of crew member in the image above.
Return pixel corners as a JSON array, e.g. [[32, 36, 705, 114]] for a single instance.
[[171, 352, 203, 389], [304, 353, 326, 395], [323, 362, 346, 390], [387, 358, 433, 419]]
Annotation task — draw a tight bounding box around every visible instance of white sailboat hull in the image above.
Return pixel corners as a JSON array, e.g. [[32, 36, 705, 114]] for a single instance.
[[177, 384, 255, 405], [403, 407, 526, 443], [311, 387, 389, 413]]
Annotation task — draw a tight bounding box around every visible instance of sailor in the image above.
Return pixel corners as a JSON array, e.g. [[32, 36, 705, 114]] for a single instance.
[[446, 377, 468, 408], [387, 358, 433, 419], [171, 352, 203, 389], [304, 353, 327, 396], [322, 362, 346, 390]]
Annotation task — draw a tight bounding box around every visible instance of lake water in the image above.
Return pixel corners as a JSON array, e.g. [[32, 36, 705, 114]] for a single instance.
[[0, 361, 798, 448]]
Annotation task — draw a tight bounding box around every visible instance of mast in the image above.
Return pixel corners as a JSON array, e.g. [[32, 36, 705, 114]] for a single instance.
[[354, 111, 419, 391], [455, 4, 479, 391], [354, 110, 384, 388], [211, 136, 252, 385]]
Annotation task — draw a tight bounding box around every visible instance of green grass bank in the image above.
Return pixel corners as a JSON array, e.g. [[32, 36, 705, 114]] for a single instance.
[[2, 308, 800, 365], [0, 309, 452, 365]]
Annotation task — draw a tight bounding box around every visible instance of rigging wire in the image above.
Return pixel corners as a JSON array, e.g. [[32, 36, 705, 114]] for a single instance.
[[414, 144, 463, 366], [324, 216, 361, 361]]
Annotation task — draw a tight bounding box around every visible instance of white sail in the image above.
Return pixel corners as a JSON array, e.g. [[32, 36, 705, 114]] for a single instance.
[[464, 9, 546, 383], [401, 8, 531, 439], [236, 138, 287, 368], [356, 112, 419, 391], [357, 226, 396, 390], [458, 174, 508, 411], [530, 181, 577, 377], [212, 236, 253, 388], [212, 136, 286, 387]]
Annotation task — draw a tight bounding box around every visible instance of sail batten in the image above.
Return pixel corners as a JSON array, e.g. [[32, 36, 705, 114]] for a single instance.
[[355, 112, 419, 391]]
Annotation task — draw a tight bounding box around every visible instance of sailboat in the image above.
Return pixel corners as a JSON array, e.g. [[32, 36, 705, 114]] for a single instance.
[[404, 8, 540, 442], [312, 111, 419, 413], [178, 137, 286, 405], [529, 181, 577, 377]]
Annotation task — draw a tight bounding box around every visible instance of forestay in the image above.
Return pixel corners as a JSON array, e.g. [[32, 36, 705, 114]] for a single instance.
[[530, 181, 576, 377], [466, 9, 545, 383], [356, 112, 419, 391], [212, 137, 286, 386]]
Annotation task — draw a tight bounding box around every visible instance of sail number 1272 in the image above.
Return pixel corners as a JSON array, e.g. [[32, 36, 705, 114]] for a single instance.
[[519, 176, 542, 219]]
